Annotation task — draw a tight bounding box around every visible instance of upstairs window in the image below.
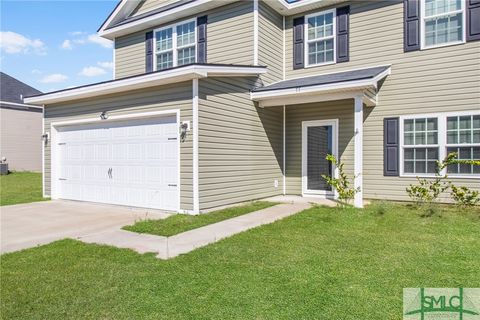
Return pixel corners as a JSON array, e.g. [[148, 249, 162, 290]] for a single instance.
[[305, 10, 336, 67], [422, 0, 465, 48], [154, 20, 196, 71]]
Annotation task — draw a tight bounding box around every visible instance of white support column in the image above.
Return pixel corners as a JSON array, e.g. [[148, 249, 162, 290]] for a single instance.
[[354, 95, 364, 208], [192, 79, 199, 214]]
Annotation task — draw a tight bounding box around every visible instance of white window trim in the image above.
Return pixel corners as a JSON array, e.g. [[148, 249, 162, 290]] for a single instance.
[[420, 0, 466, 50], [153, 18, 197, 71], [400, 110, 480, 179], [304, 9, 337, 68]]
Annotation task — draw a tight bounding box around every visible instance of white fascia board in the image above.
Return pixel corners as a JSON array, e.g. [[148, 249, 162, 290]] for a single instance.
[[99, 0, 347, 40], [251, 78, 376, 101], [25, 65, 266, 105], [99, 0, 232, 40], [99, 0, 137, 35], [269, 0, 348, 15], [0, 100, 43, 109]]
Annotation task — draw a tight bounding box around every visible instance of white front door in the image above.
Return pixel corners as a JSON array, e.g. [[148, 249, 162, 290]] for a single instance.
[[302, 119, 338, 197], [55, 115, 179, 211]]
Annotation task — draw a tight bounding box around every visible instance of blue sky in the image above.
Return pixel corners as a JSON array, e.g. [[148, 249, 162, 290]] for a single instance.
[[1, 0, 118, 93]]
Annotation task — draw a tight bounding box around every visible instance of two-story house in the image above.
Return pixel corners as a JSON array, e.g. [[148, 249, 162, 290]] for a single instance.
[[25, 0, 480, 214]]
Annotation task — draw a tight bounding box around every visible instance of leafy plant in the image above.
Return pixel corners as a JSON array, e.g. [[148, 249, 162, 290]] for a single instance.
[[406, 152, 479, 207], [450, 185, 480, 207], [321, 154, 360, 207], [405, 153, 452, 205], [406, 177, 449, 205]]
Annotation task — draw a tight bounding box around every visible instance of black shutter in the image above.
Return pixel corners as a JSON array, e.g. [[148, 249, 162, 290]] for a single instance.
[[145, 31, 154, 72], [384, 117, 400, 176], [197, 15, 208, 63], [404, 0, 420, 52], [467, 0, 480, 41], [293, 16, 304, 69], [336, 6, 350, 63]]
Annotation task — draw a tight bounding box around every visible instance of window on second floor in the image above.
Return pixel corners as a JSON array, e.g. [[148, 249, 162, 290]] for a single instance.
[[422, 0, 465, 49], [305, 9, 336, 67], [154, 19, 196, 71]]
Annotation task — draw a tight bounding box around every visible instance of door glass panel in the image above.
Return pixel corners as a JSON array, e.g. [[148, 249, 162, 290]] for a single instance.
[[307, 125, 333, 191]]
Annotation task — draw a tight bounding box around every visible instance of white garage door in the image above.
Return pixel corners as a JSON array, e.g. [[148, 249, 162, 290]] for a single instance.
[[55, 115, 179, 211]]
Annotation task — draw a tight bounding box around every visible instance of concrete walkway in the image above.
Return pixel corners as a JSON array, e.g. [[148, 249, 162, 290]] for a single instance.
[[80, 201, 313, 259], [1, 200, 169, 254]]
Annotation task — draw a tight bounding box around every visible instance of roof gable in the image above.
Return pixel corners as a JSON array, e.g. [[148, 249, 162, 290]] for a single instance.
[[0, 72, 42, 104], [98, 0, 347, 40]]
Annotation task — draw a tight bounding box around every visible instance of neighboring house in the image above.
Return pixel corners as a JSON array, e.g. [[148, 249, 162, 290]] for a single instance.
[[25, 0, 480, 213], [1, 72, 43, 172]]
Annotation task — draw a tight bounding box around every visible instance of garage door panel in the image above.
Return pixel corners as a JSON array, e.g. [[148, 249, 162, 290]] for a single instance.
[[56, 116, 179, 211]]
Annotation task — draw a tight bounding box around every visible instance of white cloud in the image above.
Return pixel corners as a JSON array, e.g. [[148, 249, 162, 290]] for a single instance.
[[72, 38, 86, 45], [62, 34, 112, 50], [0, 31, 46, 55], [87, 34, 113, 48], [61, 39, 73, 50], [39, 73, 68, 84], [31, 69, 42, 75], [97, 61, 113, 69], [78, 66, 106, 77]]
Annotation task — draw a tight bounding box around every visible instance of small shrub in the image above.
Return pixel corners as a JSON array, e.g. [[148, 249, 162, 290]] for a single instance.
[[406, 177, 449, 205], [322, 154, 360, 207], [405, 153, 454, 205], [450, 185, 480, 207]]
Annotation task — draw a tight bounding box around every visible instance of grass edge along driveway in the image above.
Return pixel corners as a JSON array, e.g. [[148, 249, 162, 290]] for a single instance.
[[123, 201, 278, 236], [1, 202, 479, 319], [0, 171, 48, 206]]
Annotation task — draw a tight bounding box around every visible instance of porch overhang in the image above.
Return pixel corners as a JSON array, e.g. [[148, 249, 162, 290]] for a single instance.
[[251, 66, 391, 108], [24, 64, 267, 105]]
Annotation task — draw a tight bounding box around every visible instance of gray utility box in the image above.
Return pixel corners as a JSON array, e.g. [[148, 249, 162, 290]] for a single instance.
[[0, 163, 8, 175]]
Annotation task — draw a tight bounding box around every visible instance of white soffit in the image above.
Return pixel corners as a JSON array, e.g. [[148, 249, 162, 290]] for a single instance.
[[24, 65, 266, 105], [99, 0, 349, 40], [99, 0, 236, 39], [251, 67, 391, 107]]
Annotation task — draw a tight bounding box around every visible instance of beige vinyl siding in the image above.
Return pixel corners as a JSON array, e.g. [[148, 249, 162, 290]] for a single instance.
[[207, 1, 254, 65], [43, 82, 194, 211], [285, 100, 354, 195], [258, 1, 283, 85], [114, 2, 254, 79], [283, 0, 480, 200], [198, 77, 283, 210], [115, 31, 146, 79], [0, 107, 42, 172], [130, 0, 174, 17]]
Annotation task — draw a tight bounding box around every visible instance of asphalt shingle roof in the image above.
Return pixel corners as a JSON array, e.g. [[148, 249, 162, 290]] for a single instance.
[[0, 72, 42, 104], [253, 66, 390, 92]]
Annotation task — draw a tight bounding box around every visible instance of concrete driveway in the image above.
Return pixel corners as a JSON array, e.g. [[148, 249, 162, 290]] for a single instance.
[[1, 200, 169, 254]]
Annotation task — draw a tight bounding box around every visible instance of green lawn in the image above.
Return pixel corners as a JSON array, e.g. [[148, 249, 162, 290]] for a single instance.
[[123, 201, 277, 236], [1, 203, 479, 319], [0, 171, 48, 206]]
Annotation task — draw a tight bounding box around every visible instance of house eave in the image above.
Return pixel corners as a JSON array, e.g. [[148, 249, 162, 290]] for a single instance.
[[98, 0, 349, 40], [99, 0, 235, 40], [251, 67, 391, 107], [24, 64, 267, 105]]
